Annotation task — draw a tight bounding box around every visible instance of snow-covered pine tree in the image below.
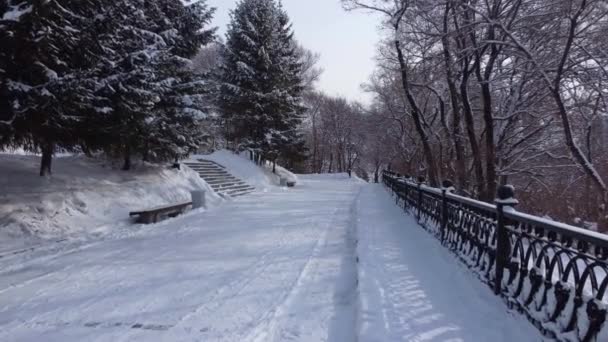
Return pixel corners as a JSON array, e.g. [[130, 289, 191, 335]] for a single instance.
[[219, 0, 307, 166], [0, 0, 107, 175], [91, 0, 215, 170], [142, 0, 216, 163], [0, 0, 18, 146], [1, 0, 216, 172]]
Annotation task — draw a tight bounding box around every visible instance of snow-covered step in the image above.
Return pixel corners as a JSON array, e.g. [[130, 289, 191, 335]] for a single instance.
[[198, 173, 234, 178], [228, 188, 255, 197], [189, 168, 226, 173], [210, 181, 246, 188], [195, 160, 225, 167], [213, 184, 253, 192], [206, 179, 243, 186], [204, 177, 240, 184], [188, 168, 225, 173], [200, 173, 233, 178], [196, 170, 232, 176], [211, 184, 247, 192], [210, 182, 239, 189], [184, 163, 225, 169], [185, 159, 254, 198]]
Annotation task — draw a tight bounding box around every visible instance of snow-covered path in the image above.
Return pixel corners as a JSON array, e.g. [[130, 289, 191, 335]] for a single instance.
[[0, 177, 541, 341], [355, 184, 541, 341], [0, 175, 360, 342]]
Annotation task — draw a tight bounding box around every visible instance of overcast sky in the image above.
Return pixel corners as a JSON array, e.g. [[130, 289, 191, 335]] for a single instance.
[[206, 0, 382, 104]]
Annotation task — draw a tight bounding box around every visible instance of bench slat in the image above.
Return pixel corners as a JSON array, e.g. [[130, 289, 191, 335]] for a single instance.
[[129, 202, 192, 216]]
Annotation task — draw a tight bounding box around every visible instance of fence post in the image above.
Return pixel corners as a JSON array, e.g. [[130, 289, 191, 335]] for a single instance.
[[395, 181, 400, 204], [494, 185, 518, 295], [417, 176, 425, 221], [441, 180, 454, 242]]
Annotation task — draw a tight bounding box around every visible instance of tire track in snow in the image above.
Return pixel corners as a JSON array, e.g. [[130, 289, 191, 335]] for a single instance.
[[247, 185, 361, 342], [2, 250, 137, 331], [167, 213, 299, 337], [245, 214, 334, 342], [243, 201, 356, 342]]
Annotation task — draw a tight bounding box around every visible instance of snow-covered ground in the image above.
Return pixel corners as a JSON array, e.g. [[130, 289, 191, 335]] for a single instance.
[[0, 174, 362, 341], [0, 169, 542, 341], [355, 185, 542, 341], [0, 154, 219, 253]]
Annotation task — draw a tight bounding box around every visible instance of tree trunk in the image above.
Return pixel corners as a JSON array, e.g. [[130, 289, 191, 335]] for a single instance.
[[442, 2, 467, 190], [394, 39, 439, 186], [478, 77, 497, 201], [475, 27, 500, 201], [81, 143, 93, 158], [273, 159, 276, 174], [460, 68, 485, 197], [39, 142, 54, 177], [122, 145, 132, 171]]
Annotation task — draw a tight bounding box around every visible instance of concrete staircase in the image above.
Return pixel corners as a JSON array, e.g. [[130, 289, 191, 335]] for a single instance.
[[184, 159, 255, 198]]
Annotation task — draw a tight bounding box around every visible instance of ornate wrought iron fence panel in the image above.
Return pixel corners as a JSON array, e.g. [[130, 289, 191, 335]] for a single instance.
[[381, 171, 608, 341]]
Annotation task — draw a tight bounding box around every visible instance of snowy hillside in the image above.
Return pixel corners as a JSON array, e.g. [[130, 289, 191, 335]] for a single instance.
[[0, 154, 219, 247]]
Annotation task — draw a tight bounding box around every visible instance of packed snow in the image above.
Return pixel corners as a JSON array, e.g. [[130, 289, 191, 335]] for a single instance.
[[0, 158, 542, 341], [355, 185, 542, 341]]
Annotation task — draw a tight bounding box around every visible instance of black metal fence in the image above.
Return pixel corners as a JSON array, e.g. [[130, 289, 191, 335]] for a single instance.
[[382, 170, 608, 341]]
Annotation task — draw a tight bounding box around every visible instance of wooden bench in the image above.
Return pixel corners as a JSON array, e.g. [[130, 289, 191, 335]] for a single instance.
[[129, 202, 192, 224]]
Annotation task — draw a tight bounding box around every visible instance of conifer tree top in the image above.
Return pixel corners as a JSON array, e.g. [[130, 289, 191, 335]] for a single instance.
[[219, 0, 307, 160]]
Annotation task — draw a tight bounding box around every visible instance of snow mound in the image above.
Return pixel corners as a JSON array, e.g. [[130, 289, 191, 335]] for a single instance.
[[269, 162, 298, 185], [0, 154, 220, 246]]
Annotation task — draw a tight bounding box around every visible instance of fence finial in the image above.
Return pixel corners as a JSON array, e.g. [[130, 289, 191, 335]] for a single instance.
[[442, 180, 455, 193], [496, 185, 519, 206]]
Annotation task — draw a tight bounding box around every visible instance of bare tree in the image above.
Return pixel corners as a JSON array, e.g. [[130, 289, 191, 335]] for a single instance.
[[342, 0, 608, 230]]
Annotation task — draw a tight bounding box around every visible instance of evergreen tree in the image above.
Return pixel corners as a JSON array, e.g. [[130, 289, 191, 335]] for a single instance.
[[91, 0, 215, 169], [145, 0, 216, 163], [0, 0, 216, 173], [219, 0, 307, 167], [0, 0, 111, 175], [0, 0, 18, 146]]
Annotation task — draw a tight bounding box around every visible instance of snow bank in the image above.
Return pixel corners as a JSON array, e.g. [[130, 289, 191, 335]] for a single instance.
[[0, 154, 220, 247], [267, 162, 298, 184]]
